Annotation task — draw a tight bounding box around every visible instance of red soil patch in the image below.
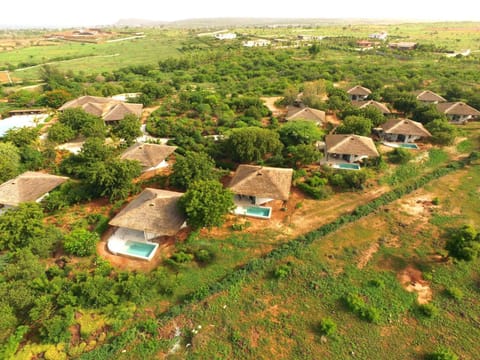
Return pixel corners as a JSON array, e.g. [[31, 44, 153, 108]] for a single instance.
[[397, 266, 432, 304]]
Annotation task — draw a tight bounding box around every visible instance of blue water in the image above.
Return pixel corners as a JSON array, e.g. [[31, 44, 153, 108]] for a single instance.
[[336, 163, 360, 170], [125, 241, 156, 258], [246, 206, 271, 218], [398, 143, 419, 149]]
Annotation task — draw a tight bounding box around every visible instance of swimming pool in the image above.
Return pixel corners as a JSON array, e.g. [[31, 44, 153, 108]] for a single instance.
[[0, 114, 49, 137], [125, 241, 157, 259], [332, 163, 360, 170], [108, 237, 159, 261], [383, 142, 419, 150], [245, 206, 272, 219]]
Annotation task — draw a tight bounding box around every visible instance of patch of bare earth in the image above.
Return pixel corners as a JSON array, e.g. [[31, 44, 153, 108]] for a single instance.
[[397, 266, 432, 304], [357, 242, 380, 269], [261, 96, 286, 117]]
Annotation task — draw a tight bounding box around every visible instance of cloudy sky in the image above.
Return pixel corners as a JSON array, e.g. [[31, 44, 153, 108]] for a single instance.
[[2, 0, 480, 27]]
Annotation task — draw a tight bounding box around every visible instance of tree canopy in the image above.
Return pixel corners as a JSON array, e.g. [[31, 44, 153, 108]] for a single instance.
[[179, 180, 235, 230], [170, 151, 218, 190], [336, 115, 373, 136], [227, 127, 283, 162], [278, 120, 324, 147], [0, 142, 21, 183]]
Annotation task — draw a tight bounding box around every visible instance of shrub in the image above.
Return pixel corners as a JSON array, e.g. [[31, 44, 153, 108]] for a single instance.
[[273, 262, 293, 279], [170, 251, 194, 263], [387, 148, 412, 164], [431, 197, 440, 205], [63, 229, 99, 257], [195, 249, 215, 264], [418, 303, 439, 318], [318, 318, 337, 336], [445, 287, 463, 301], [343, 292, 380, 323], [426, 347, 458, 360]]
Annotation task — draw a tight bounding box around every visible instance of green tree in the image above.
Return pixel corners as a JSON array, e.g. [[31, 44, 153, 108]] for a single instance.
[[63, 228, 99, 256], [0, 142, 21, 182], [0, 302, 17, 343], [179, 180, 235, 230], [287, 144, 321, 168], [3, 127, 39, 147], [393, 94, 418, 115], [426, 119, 457, 145], [170, 151, 217, 190], [0, 202, 45, 251], [47, 122, 76, 143], [82, 159, 142, 201], [412, 104, 447, 124], [111, 113, 142, 146], [7, 89, 38, 107], [445, 224, 480, 261], [39, 89, 72, 108], [278, 120, 324, 147], [336, 115, 373, 136], [227, 127, 283, 162]]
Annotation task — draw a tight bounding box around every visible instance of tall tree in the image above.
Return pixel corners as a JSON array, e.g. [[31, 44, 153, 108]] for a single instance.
[[111, 114, 142, 146], [170, 151, 217, 190], [278, 120, 324, 147], [0, 142, 21, 182], [227, 127, 283, 162], [179, 180, 235, 230], [336, 115, 373, 136]]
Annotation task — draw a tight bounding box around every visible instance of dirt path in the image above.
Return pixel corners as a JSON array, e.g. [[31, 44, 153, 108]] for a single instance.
[[261, 96, 285, 117]]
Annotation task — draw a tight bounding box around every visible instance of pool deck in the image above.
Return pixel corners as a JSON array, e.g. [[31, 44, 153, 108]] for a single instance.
[[382, 141, 419, 149], [107, 227, 159, 261], [232, 198, 272, 219]]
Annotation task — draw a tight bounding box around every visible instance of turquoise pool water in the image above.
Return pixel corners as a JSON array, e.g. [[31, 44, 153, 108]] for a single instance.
[[398, 143, 419, 149], [335, 163, 360, 170], [125, 241, 156, 258], [246, 206, 271, 218]]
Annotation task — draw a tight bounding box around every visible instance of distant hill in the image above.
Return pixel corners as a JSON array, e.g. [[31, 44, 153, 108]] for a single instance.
[[114, 17, 402, 28]]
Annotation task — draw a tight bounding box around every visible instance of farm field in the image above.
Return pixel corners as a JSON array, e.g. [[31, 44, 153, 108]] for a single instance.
[[1, 21, 480, 360]]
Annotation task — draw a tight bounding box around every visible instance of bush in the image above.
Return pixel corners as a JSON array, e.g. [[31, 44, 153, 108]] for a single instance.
[[297, 182, 331, 200], [194, 249, 215, 264], [344, 292, 380, 323], [63, 229, 99, 257], [170, 251, 194, 263], [426, 347, 458, 360], [273, 263, 293, 279], [445, 287, 463, 301], [387, 148, 413, 164], [318, 318, 337, 336], [418, 303, 439, 318]]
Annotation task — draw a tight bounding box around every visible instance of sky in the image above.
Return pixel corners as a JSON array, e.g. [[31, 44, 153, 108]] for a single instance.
[[2, 0, 480, 27]]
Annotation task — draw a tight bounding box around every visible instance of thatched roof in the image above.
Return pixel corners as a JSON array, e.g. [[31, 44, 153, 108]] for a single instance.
[[415, 90, 446, 103], [380, 118, 431, 137], [286, 106, 326, 124], [103, 102, 143, 122], [0, 171, 68, 207], [347, 85, 371, 96], [120, 143, 177, 169], [325, 134, 379, 157], [59, 95, 143, 121], [228, 165, 293, 201], [108, 188, 185, 236], [352, 100, 391, 114], [436, 102, 480, 116], [59, 96, 111, 110]]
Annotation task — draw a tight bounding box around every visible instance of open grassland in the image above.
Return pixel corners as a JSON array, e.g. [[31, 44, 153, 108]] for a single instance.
[[0, 29, 189, 81], [146, 157, 480, 360]]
